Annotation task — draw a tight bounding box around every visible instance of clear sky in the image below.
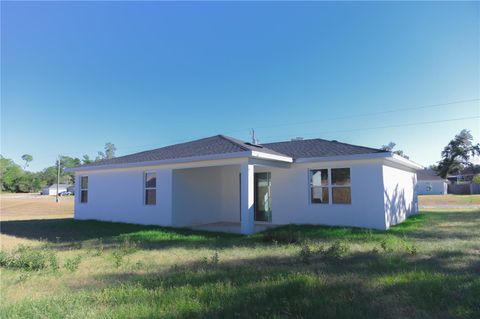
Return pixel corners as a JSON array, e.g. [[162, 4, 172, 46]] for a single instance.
[[1, 1, 479, 172]]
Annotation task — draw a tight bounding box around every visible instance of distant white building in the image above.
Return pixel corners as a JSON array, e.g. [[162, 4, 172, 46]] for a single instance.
[[41, 184, 71, 195], [416, 169, 448, 195]]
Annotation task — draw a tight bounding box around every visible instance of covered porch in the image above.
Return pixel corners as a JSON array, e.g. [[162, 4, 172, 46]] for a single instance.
[[171, 158, 290, 234]]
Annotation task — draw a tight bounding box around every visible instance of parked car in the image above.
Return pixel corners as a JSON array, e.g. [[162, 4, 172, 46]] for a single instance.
[[59, 191, 73, 196]]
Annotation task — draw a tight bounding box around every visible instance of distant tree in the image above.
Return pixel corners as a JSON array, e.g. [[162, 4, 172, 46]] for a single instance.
[[82, 154, 93, 164], [381, 142, 410, 159], [435, 129, 480, 178], [0, 156, 23, 192], [104, 142, 116, 159], [95, 142, 117, 161], [21, 154, 33, 169], [58, 156, 81, 184]]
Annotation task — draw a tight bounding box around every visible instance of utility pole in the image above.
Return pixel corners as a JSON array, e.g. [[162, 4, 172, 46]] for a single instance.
[[56, 156, 60, 203]]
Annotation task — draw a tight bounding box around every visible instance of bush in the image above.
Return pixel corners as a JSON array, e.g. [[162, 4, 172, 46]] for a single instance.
[[473, 174, 480, 184], [0, 245, 55, 271], [63, 255, 82, 272]]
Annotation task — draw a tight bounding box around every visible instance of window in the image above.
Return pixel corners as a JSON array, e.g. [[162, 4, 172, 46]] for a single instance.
[[144, 172, 156, 205], [310, 169, 329, 204], [331, 168, 351, 204], [80, 176, 88, 203]]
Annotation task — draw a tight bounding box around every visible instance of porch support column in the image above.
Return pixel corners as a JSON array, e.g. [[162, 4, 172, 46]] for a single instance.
[[240, 162, 255, 234]]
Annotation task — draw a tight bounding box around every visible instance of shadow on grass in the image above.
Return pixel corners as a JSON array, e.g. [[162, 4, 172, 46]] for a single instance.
[[1, 210, 478, 250], [0, 218, 245, 250]]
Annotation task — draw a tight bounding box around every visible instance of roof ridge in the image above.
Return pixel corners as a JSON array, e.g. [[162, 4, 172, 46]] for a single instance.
[[218, 135, 250, 152], [264, 137, 384, 152], [322, 139, 385, 152]]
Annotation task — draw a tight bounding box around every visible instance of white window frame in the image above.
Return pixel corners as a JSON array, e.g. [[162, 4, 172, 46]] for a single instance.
[[144, 171, 157, 205], [80, 176, 88, 204], [308, 168, 352, 205], [331, 168, 352, 205]]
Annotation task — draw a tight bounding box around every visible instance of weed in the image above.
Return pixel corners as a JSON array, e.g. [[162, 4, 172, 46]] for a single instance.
[[262, 227, 301, 244], [63, 255, 81, 272], [91, 238, 104, 257], [405, 243, 418, 256], [322, 240, 350, 259], [112, 250, 124, 268], [210, 250, 220, 265], [299, 242, 314, 264], [47, 252, 59, 272]]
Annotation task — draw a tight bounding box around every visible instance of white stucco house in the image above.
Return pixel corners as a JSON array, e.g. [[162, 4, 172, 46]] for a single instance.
[[416, 169, 449, 195], [67, 135, 422, 234]]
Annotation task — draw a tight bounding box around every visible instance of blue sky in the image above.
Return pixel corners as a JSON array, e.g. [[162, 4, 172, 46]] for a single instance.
[[1, 1, 479, 172]]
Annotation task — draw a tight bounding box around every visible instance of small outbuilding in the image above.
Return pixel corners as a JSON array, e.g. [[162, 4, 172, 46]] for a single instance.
[[416, 169, 448, 195], [41, 184, 71, 196]]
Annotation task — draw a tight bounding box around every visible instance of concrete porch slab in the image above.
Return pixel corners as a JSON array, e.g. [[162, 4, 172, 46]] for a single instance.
[[188, 222, 278, 234]]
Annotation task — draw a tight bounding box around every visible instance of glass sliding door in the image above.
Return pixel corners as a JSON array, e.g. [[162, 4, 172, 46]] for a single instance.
[[254, 172, 272, 222]]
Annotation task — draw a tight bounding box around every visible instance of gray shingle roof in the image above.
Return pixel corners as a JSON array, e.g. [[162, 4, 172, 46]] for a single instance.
[[263, 138, 385, 159], [79, 135, 286, 168], [417, 169, 445, 181], [75, 135, 387, 169]]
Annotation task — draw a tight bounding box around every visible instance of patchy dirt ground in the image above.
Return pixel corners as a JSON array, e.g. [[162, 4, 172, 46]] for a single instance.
[[0, 193, 74, 221]]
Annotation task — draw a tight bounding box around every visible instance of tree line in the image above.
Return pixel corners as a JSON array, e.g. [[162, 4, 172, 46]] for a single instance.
[[1, 130, 479, 193], [0, 143, 117, 193]]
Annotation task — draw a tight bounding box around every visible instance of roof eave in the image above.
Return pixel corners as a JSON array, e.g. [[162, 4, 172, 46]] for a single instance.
[[294, 152, 392, 163], [65, 150, 293, 172]]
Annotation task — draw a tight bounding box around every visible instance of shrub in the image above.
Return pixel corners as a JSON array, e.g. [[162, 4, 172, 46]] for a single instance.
[[472, 174, 480, 184], [0, 245, 55, 271], [63, 255, 82, 272], [323, 240, 349, 259]]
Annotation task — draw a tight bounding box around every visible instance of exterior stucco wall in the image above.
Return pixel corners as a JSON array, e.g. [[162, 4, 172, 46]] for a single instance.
[[416, 180, 447, 195], [256, 159, 387, 229], [171, 165, 240, 227], [382, 164, 417, 228], [74, 168, 173, 226]]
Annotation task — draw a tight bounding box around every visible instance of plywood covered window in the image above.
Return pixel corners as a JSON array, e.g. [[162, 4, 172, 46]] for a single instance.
[[331, 168, 351, 204], [144, 172, 156, 205], [80, 176, 88, 203]]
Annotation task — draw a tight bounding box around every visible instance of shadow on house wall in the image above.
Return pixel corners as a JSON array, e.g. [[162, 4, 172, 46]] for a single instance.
[[384, 175, 416, 227]]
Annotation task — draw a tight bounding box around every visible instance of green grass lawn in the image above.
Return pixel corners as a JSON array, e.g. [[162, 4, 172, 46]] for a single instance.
[[1, 210, 479, 318]]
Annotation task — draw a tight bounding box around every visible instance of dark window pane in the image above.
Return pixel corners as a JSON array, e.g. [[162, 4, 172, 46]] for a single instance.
[[311, 169, 328, 187], [311, 186, 329, 204], [81, 176, 88, 189], [332, 168, 350, 186], [145, 173, 156, 188], [145, 189, 156, 205], [81, 190, 88, 203], [332, 187, 351, 204]]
